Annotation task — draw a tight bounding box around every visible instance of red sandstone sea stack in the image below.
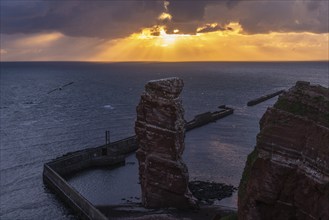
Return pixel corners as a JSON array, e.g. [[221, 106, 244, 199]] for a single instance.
[[238, 81, 329, 220], [135, 77, 197, 209]]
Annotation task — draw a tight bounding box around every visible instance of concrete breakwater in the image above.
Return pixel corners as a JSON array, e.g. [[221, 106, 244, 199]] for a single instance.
[[44, 136, 137, 176], [186, 105, 234, 131], [43, 106, 233, 219], [247, 90, 284, 106], [43, 137, 138, 220]]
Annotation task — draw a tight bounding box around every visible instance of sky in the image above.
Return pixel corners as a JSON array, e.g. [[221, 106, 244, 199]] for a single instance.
[[0, 0, 328, 62]]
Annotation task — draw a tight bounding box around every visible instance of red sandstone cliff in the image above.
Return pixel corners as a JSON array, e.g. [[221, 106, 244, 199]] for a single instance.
[[238, 81, 329, 220], [135, 78, 197, 209]]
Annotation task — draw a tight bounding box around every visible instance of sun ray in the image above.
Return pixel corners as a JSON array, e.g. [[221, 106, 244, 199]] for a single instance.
[[92, 22, 328, 62]]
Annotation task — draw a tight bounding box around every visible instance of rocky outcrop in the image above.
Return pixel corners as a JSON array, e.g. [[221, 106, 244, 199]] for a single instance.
[[238, 81, 329, 220], [135, 77, 197, 209]]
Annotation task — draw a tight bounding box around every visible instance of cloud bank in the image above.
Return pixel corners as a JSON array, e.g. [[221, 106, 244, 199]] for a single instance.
[[1, 0, 328, 39], [1, 1, 163, 39], [0, 0, 328, 61]]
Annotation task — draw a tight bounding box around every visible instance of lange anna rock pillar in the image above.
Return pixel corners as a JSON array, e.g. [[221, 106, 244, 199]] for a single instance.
[[135, 77, 197, 209]]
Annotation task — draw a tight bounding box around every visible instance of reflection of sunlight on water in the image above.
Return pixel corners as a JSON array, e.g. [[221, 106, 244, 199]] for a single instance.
[[185, 131, 246, 184], [209, 140, 238, 161], [233, 105, 249, 116], [186, 139, 242, 209], [206, 140, 242, 209]]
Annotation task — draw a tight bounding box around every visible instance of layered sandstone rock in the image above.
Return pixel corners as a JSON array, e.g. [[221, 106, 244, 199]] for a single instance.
[[135, 77, 197, 209], [238, 81, 329, 220]]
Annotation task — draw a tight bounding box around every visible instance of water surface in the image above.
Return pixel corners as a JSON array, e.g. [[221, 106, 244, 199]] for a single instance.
[[1, 61, 328, 219]]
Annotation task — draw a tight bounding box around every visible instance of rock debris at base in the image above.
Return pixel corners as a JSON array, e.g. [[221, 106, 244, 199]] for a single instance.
[[189, 181, 237, 204]]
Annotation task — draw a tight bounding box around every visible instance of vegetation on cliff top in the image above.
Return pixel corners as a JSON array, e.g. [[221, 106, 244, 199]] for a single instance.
[[274, 84, 329, 126]]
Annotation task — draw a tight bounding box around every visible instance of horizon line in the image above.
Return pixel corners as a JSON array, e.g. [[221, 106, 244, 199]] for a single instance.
[[1, 60, 328, 63]]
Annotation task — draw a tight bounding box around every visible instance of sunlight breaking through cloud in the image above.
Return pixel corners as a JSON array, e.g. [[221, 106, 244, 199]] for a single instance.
[[93, 24, 328, 62], [1, 0, 328, 62]]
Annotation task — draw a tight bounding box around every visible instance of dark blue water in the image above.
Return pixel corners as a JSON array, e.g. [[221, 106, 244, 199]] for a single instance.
[[1, 62, 328, 219]]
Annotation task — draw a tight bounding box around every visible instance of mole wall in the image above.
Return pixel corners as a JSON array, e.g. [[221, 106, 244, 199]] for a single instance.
[[43, 136, 138, 220]]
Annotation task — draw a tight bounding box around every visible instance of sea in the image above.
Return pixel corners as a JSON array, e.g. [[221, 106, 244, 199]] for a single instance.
[[0, 61, 328, 219]]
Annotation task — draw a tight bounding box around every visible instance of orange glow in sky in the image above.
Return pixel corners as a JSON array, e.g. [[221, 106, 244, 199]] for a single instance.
[[93, 22, 328, 62], [1, 1, 328, 62], [133, 25, 193, 47]]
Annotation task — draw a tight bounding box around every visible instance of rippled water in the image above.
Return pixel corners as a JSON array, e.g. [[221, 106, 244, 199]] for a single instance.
[[1, 62, 328, 219]]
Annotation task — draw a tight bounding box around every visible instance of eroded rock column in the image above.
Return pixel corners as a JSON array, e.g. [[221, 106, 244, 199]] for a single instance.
[[135, 77, 197, 209]]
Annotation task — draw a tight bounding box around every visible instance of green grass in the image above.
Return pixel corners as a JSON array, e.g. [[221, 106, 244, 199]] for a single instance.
[[275, 99, 307, 115], [275, 97, 329, 125]]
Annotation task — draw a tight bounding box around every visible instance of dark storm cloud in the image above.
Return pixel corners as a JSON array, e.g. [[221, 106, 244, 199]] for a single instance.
[[228, 0, 329, 34], [0, 0, 328, 39], [164, 0, 239, 34], [0, 0, 163, 38], [173, 0, 329, 34], [196, 23, 230, 33], [306, 0, 323, 11], [166, 0, 241, 21], [161, 0, 243, 34], [167, 1, 209, 22]]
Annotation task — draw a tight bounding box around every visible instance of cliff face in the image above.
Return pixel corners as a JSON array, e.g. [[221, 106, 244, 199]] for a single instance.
[[135, 78, 197, 209], [238, 81, 329, 220]]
